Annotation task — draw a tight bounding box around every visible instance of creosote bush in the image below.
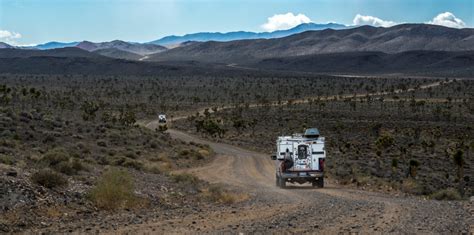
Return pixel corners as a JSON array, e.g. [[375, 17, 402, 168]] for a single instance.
[[88, 168, 139, 210], [430, 188, 462, 200], [171, 173, 199, 184], [31, 169, 68, 188]]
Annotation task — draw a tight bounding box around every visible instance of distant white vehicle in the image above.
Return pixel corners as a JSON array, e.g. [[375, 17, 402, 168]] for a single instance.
[[158, 114, 167, 123], [271, 128, 326, 188]]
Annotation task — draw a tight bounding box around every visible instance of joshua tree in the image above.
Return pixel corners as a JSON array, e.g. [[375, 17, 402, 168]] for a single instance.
[[452, 149, 465, 196], [408, 159, 420, 178], [81, 101, 100, 121]]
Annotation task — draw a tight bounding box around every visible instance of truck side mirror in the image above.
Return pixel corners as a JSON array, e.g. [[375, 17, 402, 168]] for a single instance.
[[270, 155, 277, 160]]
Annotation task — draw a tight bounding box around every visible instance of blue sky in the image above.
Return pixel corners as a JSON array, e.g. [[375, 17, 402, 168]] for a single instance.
[[0, 0, 473, 45]]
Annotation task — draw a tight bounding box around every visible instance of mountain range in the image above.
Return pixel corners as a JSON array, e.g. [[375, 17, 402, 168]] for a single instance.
[[1, 23, 473, 77], [149, 23, 347, 46], [0, 22, 347, 51], [146, 24, 474, 63]]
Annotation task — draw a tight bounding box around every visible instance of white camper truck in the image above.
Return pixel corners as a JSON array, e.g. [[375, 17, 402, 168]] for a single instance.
[[271, 128, 326, 188], [158, 114, 167, 123]]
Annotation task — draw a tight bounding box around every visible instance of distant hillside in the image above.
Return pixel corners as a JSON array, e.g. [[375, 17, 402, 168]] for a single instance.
[[149, 23, 347, 46], [0, 42, 14, 49], [76, 40, 167, 56], [31, 41, 79, 50], [0, 47, 103, 58], [93, 48, 143, 60], [253, 50, 474, 76], [146, 24, 474, 63]]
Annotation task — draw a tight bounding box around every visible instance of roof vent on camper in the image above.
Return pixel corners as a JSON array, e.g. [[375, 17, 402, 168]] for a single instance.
[[304, 128, 320, 138]]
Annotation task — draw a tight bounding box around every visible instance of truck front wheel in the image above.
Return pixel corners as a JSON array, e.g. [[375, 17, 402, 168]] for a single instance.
[[280, 178, 286, 188]]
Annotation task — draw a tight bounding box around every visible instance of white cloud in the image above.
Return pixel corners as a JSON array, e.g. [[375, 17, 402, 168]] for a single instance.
[[353, 14, 396, 27], [0, 29, 22, 45], [428, 12, 465, 28], [261, 12, 311, 32]]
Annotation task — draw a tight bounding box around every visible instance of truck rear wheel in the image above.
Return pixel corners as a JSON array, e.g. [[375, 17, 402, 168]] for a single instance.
[[312, 178, 324, 188], [317, 177, 324, 188], [276, 176, 286, 188]]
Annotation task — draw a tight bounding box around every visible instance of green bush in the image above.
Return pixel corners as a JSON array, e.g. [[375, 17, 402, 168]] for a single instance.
[[54, 159, 85, 175], [171, 173, 199, 184], [42, 148, 69, 166], [0, 155, 15, 165], [31, 169, 68, 188], [112, 156, 143, 170], [375, 134, 395, 149], [89, 169, 138, 210], [430, 188, 462, 200]]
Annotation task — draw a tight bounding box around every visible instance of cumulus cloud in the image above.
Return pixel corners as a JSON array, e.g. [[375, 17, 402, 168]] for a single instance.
[[261, 12, 311, 32], [353, 14, 396, 27], [428, 12, 465, 28], [0, 29, 22, 45]]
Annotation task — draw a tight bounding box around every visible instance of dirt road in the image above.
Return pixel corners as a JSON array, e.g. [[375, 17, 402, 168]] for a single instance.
[[136, 79, 472, 233], [130, 126, 472, 234]]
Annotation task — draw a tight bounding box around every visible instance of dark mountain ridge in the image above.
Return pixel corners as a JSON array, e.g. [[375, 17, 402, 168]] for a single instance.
[[146, 24, 474, 63]]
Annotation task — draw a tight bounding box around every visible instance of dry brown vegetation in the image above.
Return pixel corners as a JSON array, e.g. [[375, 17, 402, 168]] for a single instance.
[[174, 79, 474, 198], [1, 72, 472, 233]]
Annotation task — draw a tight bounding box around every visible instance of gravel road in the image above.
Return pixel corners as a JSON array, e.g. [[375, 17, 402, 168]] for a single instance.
[[133, 79, 472, 234], [124, 125, 472, 234]]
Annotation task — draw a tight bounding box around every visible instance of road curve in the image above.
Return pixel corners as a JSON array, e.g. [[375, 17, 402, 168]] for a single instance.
[[134, 79, 471, 233], [134, 124, 472, 233]]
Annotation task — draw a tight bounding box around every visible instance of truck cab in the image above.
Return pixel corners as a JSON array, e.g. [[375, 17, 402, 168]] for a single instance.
[[271, 128, 326, 188]]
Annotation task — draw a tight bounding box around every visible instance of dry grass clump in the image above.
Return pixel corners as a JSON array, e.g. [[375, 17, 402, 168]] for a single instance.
[[201, 185, 249, 204], [430, 188, 462, 200], [401, 178, 423, 195], [88, 169, 140, 210]]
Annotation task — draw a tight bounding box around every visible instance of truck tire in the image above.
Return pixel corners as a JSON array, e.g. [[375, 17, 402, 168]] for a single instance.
[[280, 177, 286, 188], [317, 177, 324, 188]]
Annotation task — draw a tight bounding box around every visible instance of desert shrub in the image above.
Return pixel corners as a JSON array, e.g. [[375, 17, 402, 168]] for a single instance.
[[201, 185, 249, 204], [149, 141, 159, 149], [31, 169, 68, 188], [409, 159, 420, 177], [171, 173, 199, 184], [111, 156, 143, 170], [88, 169, 138, 210], [125, 152, 137, 159], [55, 161, 75, 175], [122, 159, 143, 170], [143, 163, 162, 174], [0, 155, 15, 165], [430, 188, 462, 200], [401, 178, 423, 195], [179, 149, 190, 156], [97, 140, 107, 147], [375, 134, 395, 149], [54, 159, 85, 175], [157, 125, 168, 132], [41, 148, 69, 166]]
